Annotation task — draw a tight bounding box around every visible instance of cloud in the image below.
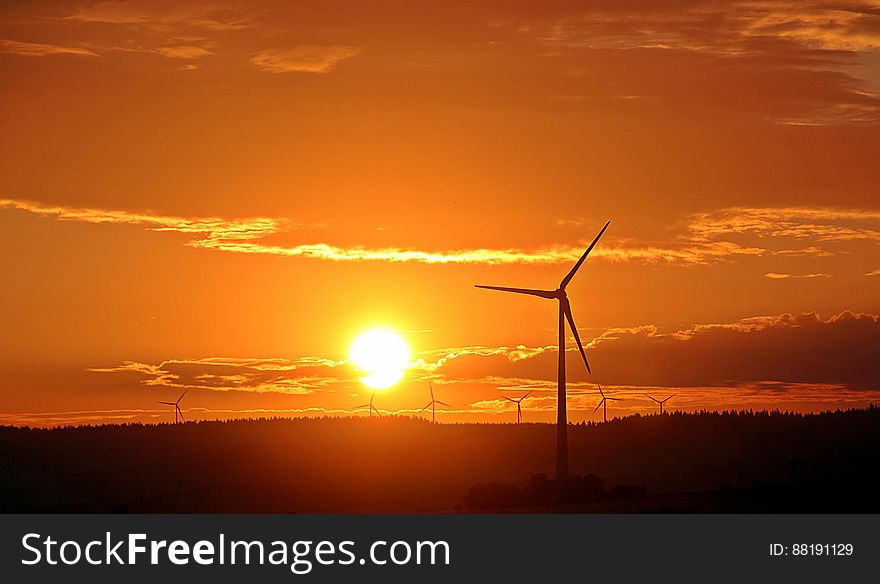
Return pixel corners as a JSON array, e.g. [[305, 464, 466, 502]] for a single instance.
[[738, 1, 880, 52], [249, 45, 362, 74], [65, 1, 251, 31], [523, 1, 880, 56], [59, 1, 247, 67], [422, 311, 880, 390], [153, 45, 213, 59], [776, 100, 880, 126], [89, 356, 354, 395], [4, 198, 878, 266], [79, 310, 879, 424], [0, 39, 99, 58], [764, 272, 831, 279], [512, 0, 880, 125], [866, 268, 880, 276], [0, 197, 286, 243], [688, 207, 880, 241], [593, 311, 880, 389], [107, 38, 216, 61]]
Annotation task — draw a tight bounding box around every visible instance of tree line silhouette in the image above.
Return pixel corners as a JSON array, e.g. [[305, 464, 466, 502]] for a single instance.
[[0, 406, 877, 513]]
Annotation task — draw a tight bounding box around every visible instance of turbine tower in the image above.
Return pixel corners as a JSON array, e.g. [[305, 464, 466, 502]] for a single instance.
[[356, 392, 381, 417], [593, 384, 621, 423], [476, 221, 610, 479], [645, 394, 675, 414], [419, 382, 450, 423], [501, 391, 532, 424], [158, 390, 187, 424]]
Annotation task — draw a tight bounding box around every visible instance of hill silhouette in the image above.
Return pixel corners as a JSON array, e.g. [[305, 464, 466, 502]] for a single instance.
[[1, 407, 878, 513]]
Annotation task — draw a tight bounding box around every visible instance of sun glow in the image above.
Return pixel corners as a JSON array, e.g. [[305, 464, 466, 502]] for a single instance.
[[349, 329, 411, 389]]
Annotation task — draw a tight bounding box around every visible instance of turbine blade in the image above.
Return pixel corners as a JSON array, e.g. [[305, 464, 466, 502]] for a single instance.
[[474, 285, 556, 299], [644, 394, 660, 403], [430, 382, 434, 401], [607, 397, 622, 401], [501, 396, 517, 403], [177, 389, 188, 404], [420, 402, 432, 413], [663, 395, 676, 402], [597, 384, 605, 398], [522, 390, 533, 399], [559, 220, 610, 289], [593, 400, 604, 414], [177, 406, 185, 422], [158, 401, 176, 405], [564, 303, 591, 374], [435, 401, 451, 407]]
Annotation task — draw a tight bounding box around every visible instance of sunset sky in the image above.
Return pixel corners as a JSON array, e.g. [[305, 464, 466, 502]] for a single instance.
[[1, 0, 879, 426]]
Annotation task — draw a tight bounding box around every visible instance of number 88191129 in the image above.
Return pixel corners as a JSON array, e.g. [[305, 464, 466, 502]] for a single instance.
[[791, 543, 853, 556]]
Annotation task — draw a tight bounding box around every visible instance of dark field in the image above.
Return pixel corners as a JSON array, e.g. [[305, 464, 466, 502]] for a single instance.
[[2, 407, 878, 513]]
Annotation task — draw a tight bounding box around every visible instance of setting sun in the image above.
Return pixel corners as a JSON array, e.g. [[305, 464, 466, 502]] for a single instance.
[[349, 329, 411, 390]]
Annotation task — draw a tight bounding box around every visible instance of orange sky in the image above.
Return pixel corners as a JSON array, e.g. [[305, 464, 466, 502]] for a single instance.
[[1, 0, 879, 426]]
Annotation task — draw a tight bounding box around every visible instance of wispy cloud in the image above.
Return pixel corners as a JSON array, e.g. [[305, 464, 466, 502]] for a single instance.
[[522, 1, 880, 55], [765, 272, 831, 279], [249, 45, 362, 74], [687, 206, 880, 243], [867, 268, 880, 277], [738, 1, 880, 52], [58, 1, 249, 66], [3, 198, 876, 266], [515, 0, 880, 125], [0, 39, 99, 58], [0, 197, 286, 243], [776, 101, 880, 126], [89, 356, 353, 395], [65, 1, 251, 31], [153, 45, 213, 59]]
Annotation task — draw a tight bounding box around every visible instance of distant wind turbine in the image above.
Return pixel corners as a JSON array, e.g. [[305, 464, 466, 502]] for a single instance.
[[158, 390, 188, 424], [419, 382, 450, 423], [356, 392, 381, 417], [476, 220, 610, 479], [645, 394, 675, 414], [592, 384, 621, 423], [501, 391, 532, 424]]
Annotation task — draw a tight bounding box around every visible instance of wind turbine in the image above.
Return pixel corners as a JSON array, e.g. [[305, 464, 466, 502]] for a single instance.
[[592, 384, 620, 423], [645, 394, 675, 414], [356, 392, 381, 417], [501, 391, 532, 424], [476, 220, 610, 479], [419, 382, 450, 423], [158, 390, 187, 424]]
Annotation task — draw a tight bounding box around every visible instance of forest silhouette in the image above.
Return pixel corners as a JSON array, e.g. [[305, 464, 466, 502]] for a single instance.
[[1, 407, 878, 513]]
